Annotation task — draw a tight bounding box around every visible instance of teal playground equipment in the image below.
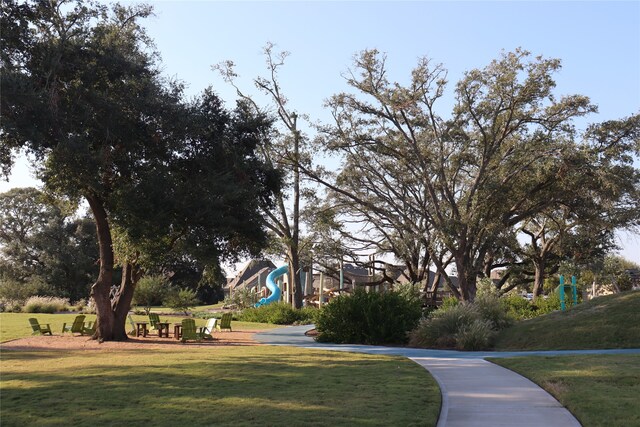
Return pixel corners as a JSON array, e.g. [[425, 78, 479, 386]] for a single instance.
[[255, 265, 287, 307], [556, 275, 578, 311]]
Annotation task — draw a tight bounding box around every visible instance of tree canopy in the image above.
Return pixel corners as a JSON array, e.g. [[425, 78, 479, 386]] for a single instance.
[[310, 49, 640, 301]]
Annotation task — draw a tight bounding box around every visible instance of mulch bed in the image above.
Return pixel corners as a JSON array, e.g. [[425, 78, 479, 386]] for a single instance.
[[0, 330, 262, 352]]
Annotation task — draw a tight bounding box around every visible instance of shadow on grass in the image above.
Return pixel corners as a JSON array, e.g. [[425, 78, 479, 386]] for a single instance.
[[0, 348, 440, 426]]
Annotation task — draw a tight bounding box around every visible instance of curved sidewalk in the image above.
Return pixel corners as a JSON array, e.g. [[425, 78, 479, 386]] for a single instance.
[[255, 325, 640, 427]]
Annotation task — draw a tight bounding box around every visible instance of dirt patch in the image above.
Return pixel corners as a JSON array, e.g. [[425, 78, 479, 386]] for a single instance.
[[1, 330, 262, 352]]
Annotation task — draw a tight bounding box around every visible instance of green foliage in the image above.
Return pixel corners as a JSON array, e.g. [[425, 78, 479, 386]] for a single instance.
[[133, 275, 170, 314], [408, 294, 513, 350], [237, 302, 318, 325], [441, 296, 460, 309], [23, 296, 70, 313], [0, 277, 49, 304], [0, 188, 98, 301], [500, 294, 538, 320], [533, 292, 563, 314], [408, 303, 479, 349], [455, 319, 496, 351], [315, 289, 422, 345], [474, 294, 514, 330], [224, 287, 259, 310], [164, 288, 200, 315]]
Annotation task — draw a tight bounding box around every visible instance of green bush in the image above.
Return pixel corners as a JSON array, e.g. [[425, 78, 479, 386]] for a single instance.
[[133, 275, 170, 314], [0, 278, 50, 305], [237, 302, 318, 325], [441, 296, 459, 309], [23, 296, 70, 313], [164, 287, 200, 315], [475, 294, 514, 330], [408, 303, 479, 348], [315, 288, 422, 345], [500, 294, 537, 320], [224, 287, 259, 309], [455, 319, 496, 351], [533, 292, 563, 314], [408, 294, 512, 350]]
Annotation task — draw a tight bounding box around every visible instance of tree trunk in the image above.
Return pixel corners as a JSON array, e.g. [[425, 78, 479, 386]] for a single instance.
[[455, 256, 477, 302], [111, 262, 142, 340], [86, 194, 115, 341], [288, 249, 303, 309], [532, 258, 545, 300]]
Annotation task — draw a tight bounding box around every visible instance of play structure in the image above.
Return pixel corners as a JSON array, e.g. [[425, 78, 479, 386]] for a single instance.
[[556, 275, 578, 311], [255, 264, 287, 307]]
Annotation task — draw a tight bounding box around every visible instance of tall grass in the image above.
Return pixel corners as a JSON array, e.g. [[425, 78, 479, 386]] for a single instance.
[[23, 296, 70, 313]]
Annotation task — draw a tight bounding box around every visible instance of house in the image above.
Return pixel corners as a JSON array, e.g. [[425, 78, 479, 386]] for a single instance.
[[224, 259, 276, 298]]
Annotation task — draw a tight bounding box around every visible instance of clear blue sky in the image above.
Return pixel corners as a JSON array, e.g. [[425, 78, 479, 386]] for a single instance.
[[3, 1, 639, 263]]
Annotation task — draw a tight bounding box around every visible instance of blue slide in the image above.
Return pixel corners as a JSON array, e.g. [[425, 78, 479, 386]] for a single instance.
[[255, 265, 288, 307]]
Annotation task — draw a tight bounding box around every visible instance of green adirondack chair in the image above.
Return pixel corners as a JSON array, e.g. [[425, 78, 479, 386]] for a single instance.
[[29, 318, 52, 335], [62, 315, 90, 335], [215, 312, 233, 332], [148, 312, 161, 332], [180, 318, 203, 343]]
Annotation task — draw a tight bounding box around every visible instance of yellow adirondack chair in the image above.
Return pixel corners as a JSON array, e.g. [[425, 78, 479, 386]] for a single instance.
[[215, 312, 233, 332], [180, 318, 204, 343], [29, 318, 52, 335], [61, 315, 93, 335]]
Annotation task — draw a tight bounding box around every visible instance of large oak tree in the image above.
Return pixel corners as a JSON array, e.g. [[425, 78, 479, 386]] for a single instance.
[[319, 49, 639, 302], [1, 0, 279, 340]]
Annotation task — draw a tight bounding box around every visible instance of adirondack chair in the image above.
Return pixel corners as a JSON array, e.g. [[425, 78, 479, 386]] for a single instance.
[[148, 313, 161, 332], [215, 312, 233, 332], [28, 318, 52, 335], [180, 318, 203, 343], [202, 318, 217, 340], [127, 314, 137, 335], [61, 315, 92, 335]]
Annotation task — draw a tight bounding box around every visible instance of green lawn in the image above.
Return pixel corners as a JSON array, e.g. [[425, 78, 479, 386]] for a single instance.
[[1, 345, 440, 426], [495, 291, 640, 350], [491, 354, 640, 427], [0, 313, 278, 342], [0, 312, 440, 425]]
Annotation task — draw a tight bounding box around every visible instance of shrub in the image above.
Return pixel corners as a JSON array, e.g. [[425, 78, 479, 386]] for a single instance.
[[475, 294, 514, 330], [224, 287, 259, 310], [441, 296, 459, 309], [133, 275, 170, 314], [408, 294, 513, 350], [500, 294, 537, 320], [0, 299, 22, 313], [0, 278, 49, 305], [532, 292, 562, 314], [455, 319, 496, 351], [408, 303, 479, 348], [237, 302, 318, 325], [164, 287, 200, 315], [315, 288, 422, 345], [23, 296, 70, 313]]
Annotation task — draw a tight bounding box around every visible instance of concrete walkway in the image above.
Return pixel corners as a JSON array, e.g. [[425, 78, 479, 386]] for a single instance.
[[255, 325, 640, 427]]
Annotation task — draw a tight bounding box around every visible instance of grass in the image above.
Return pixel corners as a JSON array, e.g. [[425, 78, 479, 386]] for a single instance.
[[1, 345, 441, 426], [490, 354, 640, 427], [0, 313, 278, 343], [495, 291, 640, 350]]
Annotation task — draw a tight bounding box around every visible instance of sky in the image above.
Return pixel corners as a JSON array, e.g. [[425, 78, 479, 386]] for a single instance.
[[2, 0, 639, 266]]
